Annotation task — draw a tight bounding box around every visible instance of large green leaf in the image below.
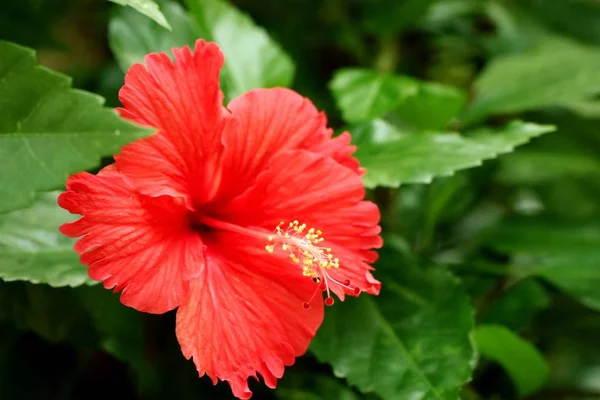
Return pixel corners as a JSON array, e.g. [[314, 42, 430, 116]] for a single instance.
[[331, 69, 466, 128], [475, 324, 549, 397], [185, 0, 295, 99], [354, 120, 554, 188], [109, 0, 200, 71], [393, 81, 467, 131], [311, 242, 475, 400], [0, 192, 92, 287], [486, 218, 600, 311], [0, 41, 151, 213], [463, 37, 600, 123], [330, 69, 419, 124], [109, 0, 171, 30]]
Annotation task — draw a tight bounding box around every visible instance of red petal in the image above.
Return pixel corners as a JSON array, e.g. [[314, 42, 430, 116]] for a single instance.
[[312, 130, 363, 175], [219, 149, 381, 299], [58, 167, 203, 314], [176, 232, 324, 399], [116, 40, 234, 206], [217, 88, 361, 200]]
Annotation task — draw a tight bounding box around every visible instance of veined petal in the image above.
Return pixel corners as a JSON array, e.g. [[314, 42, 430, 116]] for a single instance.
[[58, 167, 203, 313], [176, 232, 324, 399], [116, 40, 234, 205], [312, 131, 363, 175], [217, 88, 360, 200], [219, 150, 381, 300]]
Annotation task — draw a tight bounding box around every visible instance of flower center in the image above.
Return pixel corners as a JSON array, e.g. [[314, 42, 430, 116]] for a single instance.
[[264, 220, 361, 309], [198, 216, 360, 309]]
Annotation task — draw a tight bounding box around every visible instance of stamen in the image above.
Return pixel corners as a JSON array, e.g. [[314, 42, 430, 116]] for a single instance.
[[264, 220, 362, 309], [195, 216, 362, 304]]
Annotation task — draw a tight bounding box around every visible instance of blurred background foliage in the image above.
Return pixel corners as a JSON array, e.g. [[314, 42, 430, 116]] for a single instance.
[[2, 0, 600, 399]]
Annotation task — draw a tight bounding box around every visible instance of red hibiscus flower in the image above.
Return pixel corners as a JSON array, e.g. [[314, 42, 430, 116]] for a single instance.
[[58, 40, 382, 399]]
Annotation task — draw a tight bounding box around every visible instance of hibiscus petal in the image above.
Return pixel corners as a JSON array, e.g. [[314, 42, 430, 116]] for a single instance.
[[58, 167, 204, 313], [116, 39, 234, 205], [176, 232, 324, 399], [217, 88, 360, 200], [219, 149, 381, 300], [312, 130, 363, 175]]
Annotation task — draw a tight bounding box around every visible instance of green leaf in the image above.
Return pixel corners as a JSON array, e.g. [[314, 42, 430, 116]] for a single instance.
[[0, 192, 92, 287], [393, 82, 467, 131], [109, 0, 200, 71], [185, 0, 295, 99], [0, 41, 152, 213], [464, 37, 600, 123], [108, 0, 171, 30], [481, 279, 551, 330], [351, 119, 404, 145], [496, 150, 600, 185], [486, 218, 600, 311], [331, 69, 466, 128], [488, 218, 600, 254], [524, 0, 600, 44], [311, 246, 475, 400], [355, 120, 554, 188], [536, 250, 600, 312], [475, 324, 549, 397], [330, 69, 419, 124]]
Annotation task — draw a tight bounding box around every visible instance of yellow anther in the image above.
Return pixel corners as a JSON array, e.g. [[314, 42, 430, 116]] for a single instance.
[[265, 220, 340, 282]]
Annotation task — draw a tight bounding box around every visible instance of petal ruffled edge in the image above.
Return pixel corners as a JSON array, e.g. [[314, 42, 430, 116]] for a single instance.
[[58, 167, 204, 314], [116, 39, 234, 206], [215, 88, 362, 202], [176, 232, 324, 399]]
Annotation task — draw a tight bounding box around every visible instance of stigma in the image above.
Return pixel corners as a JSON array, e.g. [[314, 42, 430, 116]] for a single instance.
[[265, 220, 361, 309]]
